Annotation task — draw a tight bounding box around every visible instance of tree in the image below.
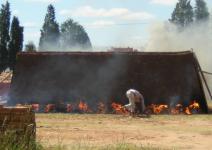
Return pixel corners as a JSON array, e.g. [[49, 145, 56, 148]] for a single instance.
[[8, 16, 24, 70], [25, 41, 36, 52], [170, 0, 194, 28], [60, 19, 92, 50], [195, 0, 209, 22], [0, 1, 11, 71], [39, 4, 60, 51]]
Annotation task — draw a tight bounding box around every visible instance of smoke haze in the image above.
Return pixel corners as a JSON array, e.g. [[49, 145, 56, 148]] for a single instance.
[[145, 20, 212, 98]]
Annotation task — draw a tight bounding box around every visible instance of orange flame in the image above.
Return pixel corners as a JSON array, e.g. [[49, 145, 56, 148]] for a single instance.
[[185, 101, 200, 115], [170, 104, 182, 114], [25, 99, 201, 114], [148, 104, 168, 114], [185, 107, 192, 115], [147, 101, 200, 115], [78, 101, 88, 112], [189, 101, 200, 110], [111, 102, 129, 114]]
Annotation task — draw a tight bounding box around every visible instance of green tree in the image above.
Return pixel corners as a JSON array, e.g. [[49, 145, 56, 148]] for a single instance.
[[60, 19, 92, 50], [170, 0, 194, 28], [0, 1, 11, 71], [25, 41, 36, 52], [39, 4, 60, 51], [8, 16, 24, 70], [195, 0, 209, 22]]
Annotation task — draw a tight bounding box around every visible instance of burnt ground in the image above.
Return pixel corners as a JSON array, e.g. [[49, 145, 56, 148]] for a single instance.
[[36, 105, 212, 150]]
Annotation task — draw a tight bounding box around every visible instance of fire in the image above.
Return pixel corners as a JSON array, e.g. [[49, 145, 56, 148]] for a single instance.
[[170, 104, 182, 114], [147, 101, 200, 115], [186, 101, 200, 114], [15, 99, 200, 115], [171, 108, 179, 114], [185, 107, 192, 115], [148, 104, 168, 114], [45, 104, 55, 113], [183, 101, 200, 115], [78, 101, 88, 112], [189, 101, 200, 110], [111, 102, 129, 114]]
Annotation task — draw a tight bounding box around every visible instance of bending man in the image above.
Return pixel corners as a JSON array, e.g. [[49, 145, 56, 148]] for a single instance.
[[124, 89, 146, 115]]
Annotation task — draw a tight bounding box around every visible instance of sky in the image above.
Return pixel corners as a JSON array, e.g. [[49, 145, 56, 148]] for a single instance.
[[1, 0, 212, 50]]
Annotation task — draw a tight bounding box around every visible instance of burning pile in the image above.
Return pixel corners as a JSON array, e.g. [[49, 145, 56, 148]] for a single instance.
[[110, 100, 200, 115], [31, 101, 100, 113], [111, 103, 129, 114], [148, 104, 168, 114], [147, 101, 200, 115], [28, 100, 201, 115], [78, 101, 92, 113]]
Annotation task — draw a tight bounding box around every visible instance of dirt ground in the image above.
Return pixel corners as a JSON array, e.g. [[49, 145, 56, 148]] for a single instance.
[[36, 109, 212, 150]]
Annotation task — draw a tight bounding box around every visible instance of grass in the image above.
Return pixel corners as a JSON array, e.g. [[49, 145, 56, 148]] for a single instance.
[[1, 113, 212, 149], [1, 130, 159, 150], [0, 130, 43, 150], [36, 113, 212, 150], [2, 132, 162, 150]]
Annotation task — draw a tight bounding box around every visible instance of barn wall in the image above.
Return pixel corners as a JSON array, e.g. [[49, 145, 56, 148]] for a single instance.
[[9, 51, 208, 113]]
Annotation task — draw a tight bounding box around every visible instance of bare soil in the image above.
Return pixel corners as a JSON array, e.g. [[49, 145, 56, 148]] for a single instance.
[[36, 112, 212, 150]]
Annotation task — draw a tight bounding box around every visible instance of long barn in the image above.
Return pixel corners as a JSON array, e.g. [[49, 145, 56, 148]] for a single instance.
[[9, 51, 208, 113]]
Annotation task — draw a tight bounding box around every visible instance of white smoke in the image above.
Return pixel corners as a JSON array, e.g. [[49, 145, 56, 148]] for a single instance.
[[38, 43, 93, 52], [145, 20, 212, 101]]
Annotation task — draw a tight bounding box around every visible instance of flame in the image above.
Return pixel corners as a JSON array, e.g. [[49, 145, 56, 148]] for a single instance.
[[170, 108, 180, 114], [189, 101, 200, 110], [147, 101, 200, 115], [148, 104, 168, 114], [111, 102, 129, 114], [78, 101, 88, 112], [185, 101, 200, 115], [170, 104, 182, 114], [45, 104, 55, 113], [185, 107, 192, 115], [16, 99, 200, 114]]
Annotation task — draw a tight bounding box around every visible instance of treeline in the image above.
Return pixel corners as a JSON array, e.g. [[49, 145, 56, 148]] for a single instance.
[[0, 0, 210, 71], [0, 1, 23, 71], [170, 0, 209, 28], [0, 2, 92, 72], [38, 4, 92, 51]]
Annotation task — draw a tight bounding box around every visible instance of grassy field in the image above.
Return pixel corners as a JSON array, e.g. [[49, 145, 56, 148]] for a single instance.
[[36, 113, 212, 150]]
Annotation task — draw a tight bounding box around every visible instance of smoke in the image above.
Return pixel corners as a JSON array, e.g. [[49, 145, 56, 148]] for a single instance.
[[9, 52, 128, 110], [39, 42, 93, 52], [145, 20, 212, 98]]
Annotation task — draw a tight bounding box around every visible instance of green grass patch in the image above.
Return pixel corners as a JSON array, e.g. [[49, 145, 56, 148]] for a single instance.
[[0, 130, 43, 150]]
